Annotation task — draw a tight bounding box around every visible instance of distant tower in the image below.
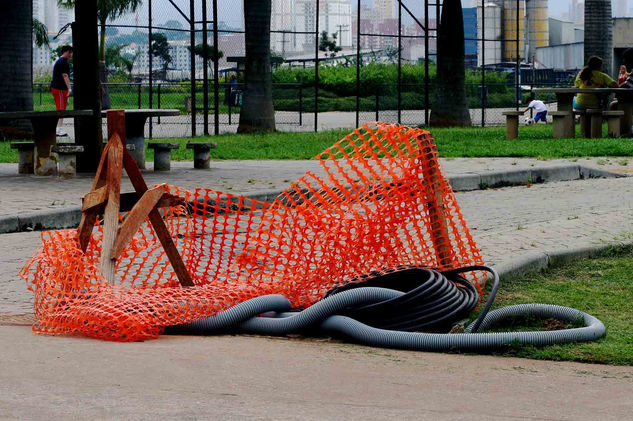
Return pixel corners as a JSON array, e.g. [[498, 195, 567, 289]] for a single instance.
[[525, 0, 549, 62], [503, 0, 525, 62]]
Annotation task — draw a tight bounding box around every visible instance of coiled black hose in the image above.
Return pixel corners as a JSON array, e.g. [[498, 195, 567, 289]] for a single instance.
[[167, 266, 605, 351]]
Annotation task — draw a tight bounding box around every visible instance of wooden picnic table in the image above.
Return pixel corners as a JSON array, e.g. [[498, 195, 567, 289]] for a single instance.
[[0, 110, 93, 175], [101, 109, 180, 169], [533, 88, 633, 137]]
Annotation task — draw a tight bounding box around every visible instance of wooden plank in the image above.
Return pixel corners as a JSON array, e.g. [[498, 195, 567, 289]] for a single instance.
[[99, 134, 124, 284], [110, 185, 167, 259], [82, 186, 108, 212], [122, 147, 194, 287], [77, 143, 111, 251], [148, 208, 194, 287], [418, 133, 454, 269], [123, 148, 149, 193], [119, 192, 184, 213], [107, 109, 126, 143]]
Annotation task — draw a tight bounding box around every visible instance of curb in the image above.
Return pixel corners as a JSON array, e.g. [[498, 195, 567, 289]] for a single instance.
[[493, 240, 633, 281], [0, 165, 624, 234]]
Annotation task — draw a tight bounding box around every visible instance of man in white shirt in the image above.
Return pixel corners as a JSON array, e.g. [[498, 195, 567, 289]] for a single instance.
[[524, 95, 548, 123]]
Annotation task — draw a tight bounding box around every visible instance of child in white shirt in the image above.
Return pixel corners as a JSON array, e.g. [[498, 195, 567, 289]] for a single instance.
[[524, 96, 548, 123]]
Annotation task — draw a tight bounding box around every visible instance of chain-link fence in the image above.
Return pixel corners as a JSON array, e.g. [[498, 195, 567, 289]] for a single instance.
[[35, 0, 580, 138]]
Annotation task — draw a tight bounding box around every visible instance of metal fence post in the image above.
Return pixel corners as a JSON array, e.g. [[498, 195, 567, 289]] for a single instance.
[[397, 0, 402, 124], [299, 83, 303, 126], [481, 0, 486, 127], [515, 0, 520, 110], [137, 83, 141, 109], [424, 0, 429, 126], [314, 0, 319, 132], [213, 0, 220, 135], [355, 0, 361, 128], [157, 84, 161, 123], [202, 0, 209, 135], [190, 0, 196, 137], [376, 91, 379, 121], [228, 86, 232, 125], [148, 0, 153, 138]]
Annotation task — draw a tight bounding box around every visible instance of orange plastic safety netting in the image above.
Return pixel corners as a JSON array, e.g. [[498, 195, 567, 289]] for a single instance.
[[20, 123, 484, 341]]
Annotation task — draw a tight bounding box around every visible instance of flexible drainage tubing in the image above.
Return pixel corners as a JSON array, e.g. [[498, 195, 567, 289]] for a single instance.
[[168, 266, 605, 351]]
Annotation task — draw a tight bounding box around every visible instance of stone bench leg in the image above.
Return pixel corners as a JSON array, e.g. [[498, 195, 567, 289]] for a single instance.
[[154, 149, 172, 171], [552, 115, 567, 139], [590, 114, 603, 138], [607, 116, 621, 138], [57, 153, 78, 178], [17, 148, 34, 175], [579, 114, 590, 138], [505, 115, 519, 139], [193, 148, 211, 169]]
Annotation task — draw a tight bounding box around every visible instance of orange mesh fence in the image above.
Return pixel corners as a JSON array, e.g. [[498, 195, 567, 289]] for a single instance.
[[20, 123, 484, 341]]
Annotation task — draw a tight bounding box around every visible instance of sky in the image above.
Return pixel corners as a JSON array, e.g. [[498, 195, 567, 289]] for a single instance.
[[114, 0, 628, 32]]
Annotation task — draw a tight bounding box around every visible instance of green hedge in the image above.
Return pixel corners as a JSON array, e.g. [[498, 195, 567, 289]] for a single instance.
[[271, 63, 516, 111]]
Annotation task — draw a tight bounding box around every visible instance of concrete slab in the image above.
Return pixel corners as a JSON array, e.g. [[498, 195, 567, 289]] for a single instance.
[[1, 325, 632, 420]]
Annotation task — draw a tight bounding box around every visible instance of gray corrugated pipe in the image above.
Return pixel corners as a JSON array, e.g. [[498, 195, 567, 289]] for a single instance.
[[167, 267, 605, 351]]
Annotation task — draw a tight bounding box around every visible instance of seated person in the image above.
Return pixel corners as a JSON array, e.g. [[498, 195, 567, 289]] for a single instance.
[[573, 56, 618, 110], [524, 96, 548, 123], [619, 49, 633, 88], [619, 65, 630, 85]]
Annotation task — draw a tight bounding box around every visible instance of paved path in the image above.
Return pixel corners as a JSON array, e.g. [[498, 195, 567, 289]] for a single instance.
[[1, 158, 633, 419], [0, 157, 629, 217], [2, 325, 632, 420]]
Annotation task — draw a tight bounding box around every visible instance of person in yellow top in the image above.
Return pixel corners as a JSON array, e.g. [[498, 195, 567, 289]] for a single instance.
[[573, 56, 618, 109]]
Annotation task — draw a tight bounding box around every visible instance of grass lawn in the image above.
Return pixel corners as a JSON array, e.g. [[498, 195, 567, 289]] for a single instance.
[[479, 247, 633, 365], [3, 124, 633, 163]]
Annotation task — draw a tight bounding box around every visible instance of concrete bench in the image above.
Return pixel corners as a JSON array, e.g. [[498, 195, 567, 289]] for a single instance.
[[186, 142, 217, 169], [148, 142, 179, 171], [587, 109, 604, 138], [550, 111, 572, 139], [10, 142, 34, 175], [502, 111, 524, 139], [52, 144, 84, 178], [0, 110, 92, 175], [603, 110, 625, 138]]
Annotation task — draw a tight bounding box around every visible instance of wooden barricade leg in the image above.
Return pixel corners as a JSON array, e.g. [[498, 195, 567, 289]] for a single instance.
[[418, 134, 453, 269], [77, 109, 194, 287]]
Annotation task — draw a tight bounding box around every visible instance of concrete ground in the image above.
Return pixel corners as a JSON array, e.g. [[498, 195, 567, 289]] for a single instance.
[[1, 157, 633, 419], [2, 325, 633, 420]]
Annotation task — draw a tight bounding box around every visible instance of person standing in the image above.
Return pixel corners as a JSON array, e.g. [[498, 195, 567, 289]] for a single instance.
[[50, 45, 73, 137]]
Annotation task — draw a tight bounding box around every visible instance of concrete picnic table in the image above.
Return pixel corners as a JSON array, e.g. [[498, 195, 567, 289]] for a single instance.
[[101, 109, 180, 169], [533, 88, 633, 137], [0, 110, 93, 176]]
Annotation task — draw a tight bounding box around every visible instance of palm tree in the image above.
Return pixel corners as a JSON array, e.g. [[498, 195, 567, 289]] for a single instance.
[[59, 0, 142, 108], [238, 0, 275, 133], [429, 0, 471, 127], [0, 1, 33, 134], [585, 0, 613, 76]]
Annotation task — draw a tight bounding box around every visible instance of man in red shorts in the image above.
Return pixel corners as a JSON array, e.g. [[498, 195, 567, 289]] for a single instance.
[[50, 45, 73, 137]]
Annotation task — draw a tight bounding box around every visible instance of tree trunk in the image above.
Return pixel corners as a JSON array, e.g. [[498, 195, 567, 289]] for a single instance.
[[0, 1, 33, 135], [73, 1, 103, 172], [429, 0, 471, 127], [585, 0, 613, 77], [238, 0, 275, 133]]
